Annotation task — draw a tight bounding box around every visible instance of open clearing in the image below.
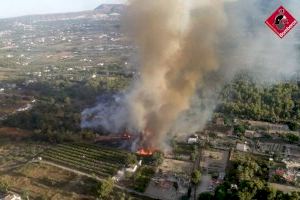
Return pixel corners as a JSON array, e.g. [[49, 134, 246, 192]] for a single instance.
[[0, 142, 47, 170], [159, 159, 193, 175], [0, 162, 96, 199], [271, 183, 300, 193], [0, 142, 95, 199]]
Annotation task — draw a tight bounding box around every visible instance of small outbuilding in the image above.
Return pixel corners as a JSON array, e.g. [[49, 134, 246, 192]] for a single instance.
[[236, 142, 250, 152]]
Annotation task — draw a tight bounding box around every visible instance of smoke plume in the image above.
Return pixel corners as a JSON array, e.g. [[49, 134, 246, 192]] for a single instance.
[[82, 0, 299, 150], [123, 0, 227, 148]]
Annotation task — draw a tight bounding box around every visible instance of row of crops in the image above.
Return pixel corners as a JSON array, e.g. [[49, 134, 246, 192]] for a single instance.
[[41, 143, 130, 178], [259, 143, 284, 153]]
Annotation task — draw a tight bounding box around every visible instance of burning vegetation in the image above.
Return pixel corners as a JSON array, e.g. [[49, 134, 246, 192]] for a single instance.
[[122, 0, 226, 150], [81, 0, 300, 152], [136, 148, 155, 157]]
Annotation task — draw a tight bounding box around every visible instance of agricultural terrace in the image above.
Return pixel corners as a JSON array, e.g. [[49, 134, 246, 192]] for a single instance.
[[42, 143, 131, 178]]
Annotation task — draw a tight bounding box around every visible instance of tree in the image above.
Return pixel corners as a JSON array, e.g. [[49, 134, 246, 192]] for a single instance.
[[0, 181, 9, 194], [256, 186, 277, 200], [80, 130, 96, 141], [36, 196, 47, 200], [190, 152, 196, 162], [126, 154, 137, 166], [290, 191, 300, 200], [271, 174, 286, 184], [209, 132, 217, 139], [287, 121, 300, 131], [285, 133, 299, 143], [238, 179, 264, 200], [21, 190, 30, 200], [218, 77, 300, 123], [191, 170, 201, 185], [97, 178, 114, 199], [64, 97, 71, 105], [173, 181, 179, 191], [198, 192, 213, 200], [214, 185, 228, 200], [152, 151, 164, 166], [210, 153, 300, 200], [234, 124, 246, 135], [115, 192, 127, 200]]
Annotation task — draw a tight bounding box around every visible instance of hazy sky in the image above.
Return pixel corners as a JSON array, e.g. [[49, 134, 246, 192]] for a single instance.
[[0, 0, 125, 18]]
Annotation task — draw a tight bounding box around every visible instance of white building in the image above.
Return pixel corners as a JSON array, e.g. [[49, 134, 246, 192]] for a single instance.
[[236, 143, 250, 152], [113, 160, 142, 182], [1, 193, 22, 200], [244, 130, 255, 138], [126, 165, 138, 173], [17, 104, 32, 112], [187, 134, 199, 144], [112, 170, 125, 182]]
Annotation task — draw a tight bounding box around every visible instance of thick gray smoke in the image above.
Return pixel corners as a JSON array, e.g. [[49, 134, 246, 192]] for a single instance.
[[81, 0, 299, 149], [220, 0, 299, 82], [81, 93, 129, 133]]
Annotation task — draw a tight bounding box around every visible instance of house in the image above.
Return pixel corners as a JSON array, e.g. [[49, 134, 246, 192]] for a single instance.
[[126, 159, 143, 173], [218, 172, 225, 180], [253, 132, 263, 138], [283, 159, 300, 168], [187, 134, 199, 144], [0, 193, 22, 200], [16, 104, 32, 112], [245, 130, 263, 138], [231, 184, 238, 190], [126, 165, 138, 173], [244, 130, 255, 138], [205, 125, 233, 137], [138, 160, 142, 166], [216, 132, 226, 138], [113, 170, 125, 182], [113, 160, 142, 182], [236, 142, 250, 152]]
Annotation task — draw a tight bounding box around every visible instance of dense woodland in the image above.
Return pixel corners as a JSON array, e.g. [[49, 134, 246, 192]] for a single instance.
[[218, 74, 300, 130], [0, 74, 131, 142], [2, 72, 300, 143]]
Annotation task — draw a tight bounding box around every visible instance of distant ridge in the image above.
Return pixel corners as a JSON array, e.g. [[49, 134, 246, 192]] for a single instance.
[[0, 4, 126, 22], [94, 4, 126, 14]]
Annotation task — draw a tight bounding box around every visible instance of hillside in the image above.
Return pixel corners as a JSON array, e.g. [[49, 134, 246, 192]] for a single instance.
[[0, 4, 126, 23], [95, 4, 126, 14]]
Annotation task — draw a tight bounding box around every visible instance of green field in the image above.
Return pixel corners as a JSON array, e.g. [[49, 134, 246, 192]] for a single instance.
[[42, 143, 130, 178]]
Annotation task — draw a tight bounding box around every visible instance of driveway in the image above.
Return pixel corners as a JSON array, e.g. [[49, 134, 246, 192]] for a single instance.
[[198, 174, 212, 194]]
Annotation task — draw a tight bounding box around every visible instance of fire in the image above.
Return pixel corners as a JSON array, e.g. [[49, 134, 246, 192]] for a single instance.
[[137, 148, 154, 156], [121, 132, 132, 140]]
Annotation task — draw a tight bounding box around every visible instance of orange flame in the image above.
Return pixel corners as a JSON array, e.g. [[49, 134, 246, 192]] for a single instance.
[[137, 148, 154, 156]]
